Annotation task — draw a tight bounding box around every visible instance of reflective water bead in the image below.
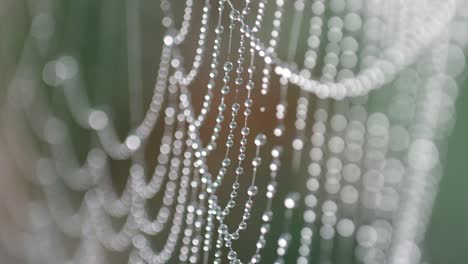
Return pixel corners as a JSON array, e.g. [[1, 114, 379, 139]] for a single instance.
[[284, 192, 300, 209], [240, 24, 250, 33], [215, 25, 224, 34], [255, 133, 267, 146], [218, 103, 226, 111], [256, 238, 266, 249], [238, 153, 245, 161], [260, 224, 270, 234], [247, 186, 258, 196], [274, 124, 285, 137], [222, 158, 231, 167], [227, 250, 237, 260], [241, 138, 247, 145], [272, 146, 283, 158], [224, 61, 233, 72], [251, 254, 261, 263], [218, 224, 228, 234], [232, 103, 240, 112], [252, 156, 262, 167], [231, 232, 239, 240], [239, 222, 247, 230], [270, 160, 279, 172], [246, 80, 255, 90], [262, 211, 273, 222], [243, 212, 251, 219], [230, 10, 240, 20], [267, 183, 277, 193], [221, 85, 230, 95], [229, 121, 237, 129]]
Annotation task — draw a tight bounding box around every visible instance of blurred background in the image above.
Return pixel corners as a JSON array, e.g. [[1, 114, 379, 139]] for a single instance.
[[1, 0, 467, 263]]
